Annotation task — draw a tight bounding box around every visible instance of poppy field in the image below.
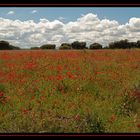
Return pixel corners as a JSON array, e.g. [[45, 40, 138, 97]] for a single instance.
[[1, 49, 140, 133]]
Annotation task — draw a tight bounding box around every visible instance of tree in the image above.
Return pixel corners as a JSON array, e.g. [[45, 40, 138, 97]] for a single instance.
[[109, 39, 130, 49], [119, 39, 130, 49], [0, 40, 11, 50], [0, 40, 20, 50], [103, 46, 109, 49], [129, 42, 137, 49], [30, 47, 40, 50], [136, 40, 140, 48], [40, 44, 56, 49], [59, 43, 72, 50], [71, 41, 86, 49], [9, 45, 20, 50], [89, 43, 102, 49]]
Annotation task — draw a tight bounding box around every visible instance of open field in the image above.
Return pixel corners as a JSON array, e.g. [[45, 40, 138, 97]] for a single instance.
[[1, 49, 140, 133]]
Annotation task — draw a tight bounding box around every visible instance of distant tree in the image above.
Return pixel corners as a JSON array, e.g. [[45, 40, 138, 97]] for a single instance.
[[89, 43, 102, 49], [84, 46, 88, 49], [59, 43, 72, 50], [0, 40, 20, 50], [129, 42, 137, 49], [103, 46, 109, 49], [0, 40, 11, 50], [120, 39, 130, 49], [109, 39, 130, 49], [10, 45, 20, 50], [0, 40, 9, 46], [108, 42, 114, 49], [30, 47, 40, 50], [40, 44, 56, 49], [136, 40, 140, 48], [71, 41, 86, 49]]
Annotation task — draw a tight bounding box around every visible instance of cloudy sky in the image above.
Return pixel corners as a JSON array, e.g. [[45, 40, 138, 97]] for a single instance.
[[0, 7, 140, 48]]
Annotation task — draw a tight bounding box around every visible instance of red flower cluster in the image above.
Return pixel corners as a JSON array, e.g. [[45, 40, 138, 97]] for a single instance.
[[24, 62, 36, 70], [0, 91, 4, 98], [137, 123, 140, 128], [57, 65, 63, 73], [66, 71, 75, 80], [108, 114, 116, 123]]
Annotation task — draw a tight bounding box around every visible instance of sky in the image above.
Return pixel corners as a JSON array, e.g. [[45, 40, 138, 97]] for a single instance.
[[0, 7, 140, 48]]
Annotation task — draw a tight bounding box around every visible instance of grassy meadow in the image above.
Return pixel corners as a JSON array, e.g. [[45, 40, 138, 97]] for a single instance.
[[0, 49, 140, 133]]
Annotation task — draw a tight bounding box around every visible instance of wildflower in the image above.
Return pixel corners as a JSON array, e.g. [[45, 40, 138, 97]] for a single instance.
[[6, 96, 10, 100], [18, 92, 23, 95], [0, 94, 6, 104], [66, 71, 75, 80], [0, 92, 4, 98], [56, 75, 63, 81], [21, 108, 29, 114], [36, 100, 41, 104], [77, 66, 81, 70], [57, 65, 63, 73], [74, 114, 80, 121], [137, 124, 140, 128], [40, 96, 45, 100], [24, 62, 36, 70], [31, 96, 35, 100], [108, 114, 116, 123]]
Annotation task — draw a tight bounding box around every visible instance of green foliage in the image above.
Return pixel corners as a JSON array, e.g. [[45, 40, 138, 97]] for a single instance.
[[71, 41, 87, 49], [79, 82, 100, 98], [108, 39, 138, 49], [0, 84, 6, 104], [115, 92, 137, 116], [0, 40, 20, 50], [103, 46, 109, 49], [40, 44, 56, 49], [78, 112, 106, 133], [59, 43, 71, 50], [136, 40, 140, 48], [0, 84, 5, 92], [30, 47, 40, 50], [89, 43, 102, 49], [114, 81, 140, 117]]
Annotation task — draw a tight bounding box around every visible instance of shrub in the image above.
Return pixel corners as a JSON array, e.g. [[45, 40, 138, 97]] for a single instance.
[[78, 112, 106, 133], [40, 44, 56, 49], [71, 41, 87, 49], [0, 84, 5, 93], [0, 84, 6, 104], [89, 43, 102, 49], [115, 91, 137, 116], [30, 47, 40, 50], [136, 40, 140, 48], [0, 40, 20, 50], [108, 39, 134, 49], [59, 43, 71, 50]]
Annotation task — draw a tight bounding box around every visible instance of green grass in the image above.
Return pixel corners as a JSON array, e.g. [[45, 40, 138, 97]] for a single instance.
[[0, 49, 140, 133]]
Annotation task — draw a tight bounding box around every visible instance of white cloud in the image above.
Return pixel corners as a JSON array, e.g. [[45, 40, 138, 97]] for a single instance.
[[31, 10, 38, 14], [1, 13, 140, 48], [58, 16, 65, 21], [7, 11, 15, 15]]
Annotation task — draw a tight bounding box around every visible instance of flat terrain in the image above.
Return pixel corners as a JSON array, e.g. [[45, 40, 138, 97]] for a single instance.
[[0, 49, 140, 133]]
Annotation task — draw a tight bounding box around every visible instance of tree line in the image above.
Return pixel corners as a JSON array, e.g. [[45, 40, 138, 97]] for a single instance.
[[1, 39, 140, 50], [30, 40, 140, 50]]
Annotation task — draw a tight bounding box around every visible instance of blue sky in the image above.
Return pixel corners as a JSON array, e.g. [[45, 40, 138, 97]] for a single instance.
[[0, 7, 140, 48], [0, 7, 140, 24]]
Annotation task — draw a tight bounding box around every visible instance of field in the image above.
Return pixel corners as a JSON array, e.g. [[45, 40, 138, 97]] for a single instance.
[[1, 49, 140, 133]]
